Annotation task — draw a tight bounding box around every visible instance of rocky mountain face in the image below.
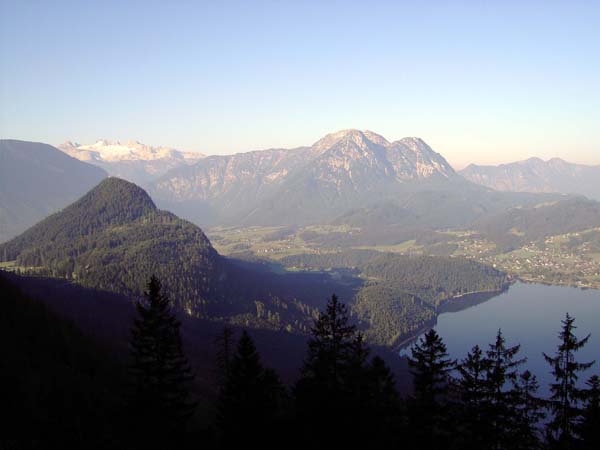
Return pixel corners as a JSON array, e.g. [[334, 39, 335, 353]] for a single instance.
[[460, 158, 600, 200], [148, 129, 459, 226], [0, 140, 107, 243], [59, 140, 205, 185]]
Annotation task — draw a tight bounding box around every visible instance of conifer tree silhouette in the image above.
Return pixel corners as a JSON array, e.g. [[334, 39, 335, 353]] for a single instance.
[[128, 276, 195, 448], [455, 344, 492, 449], [579, 374, 600, 449], [217, 330, 285, 448], [408, 329, 455, 450], [544, 313, 593, 449], [295, 294, 372, 446], [485, 330, 526, 449], [366, 355, 401, 447], [214, 327, 234, 388], [510, 370, 545, 450]]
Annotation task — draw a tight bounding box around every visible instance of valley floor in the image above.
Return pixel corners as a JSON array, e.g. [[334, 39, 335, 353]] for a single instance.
[[207, 225, 600, 290]]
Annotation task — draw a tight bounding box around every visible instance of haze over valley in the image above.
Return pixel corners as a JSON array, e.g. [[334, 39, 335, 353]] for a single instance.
[[2, 1, 600, 448]]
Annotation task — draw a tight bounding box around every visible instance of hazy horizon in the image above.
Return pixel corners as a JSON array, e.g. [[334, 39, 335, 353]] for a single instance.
[[29, 131, 600, 170], [1, 1, 599, 168]]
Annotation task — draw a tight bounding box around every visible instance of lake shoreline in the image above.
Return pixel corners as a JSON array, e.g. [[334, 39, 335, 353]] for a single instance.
[[397, 282, 600, 398], [515, 275, 600, 291], [392, 284, 511, 352]]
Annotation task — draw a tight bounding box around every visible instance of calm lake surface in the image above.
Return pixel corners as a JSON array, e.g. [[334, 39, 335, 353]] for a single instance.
[[401, 282, 600, 396]]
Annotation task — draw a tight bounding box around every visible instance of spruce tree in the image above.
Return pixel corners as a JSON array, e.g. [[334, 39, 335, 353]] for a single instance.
[[217, 331, 285, 448], [128, 276, 195, 448], [579, 375, 600, 449], [543, 313, 594, 449], [455, 345, 492, 449], [368, 355, 400, 416], [485, 330, 526, 449], [345, 332, 395, 446], [295, 294, 369, 446], [214, 327, 234, 388], [509, 370, 545, 450], [367, 355, 401, 447], [408, 329, 456, 450], [346, 332, 371, 402], [299, 294, 357, 391]]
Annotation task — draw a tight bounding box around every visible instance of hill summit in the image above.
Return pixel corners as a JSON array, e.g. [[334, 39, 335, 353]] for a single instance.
[[0, 178, 322, 333], [0, 177, 220, 314]]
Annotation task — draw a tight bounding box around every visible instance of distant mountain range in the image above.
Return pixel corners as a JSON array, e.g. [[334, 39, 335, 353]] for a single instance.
[[473, 196, 600, 251], [146, 129, 483, 226], [460, 158, 600, 200], [0, 139, 107, 243], [59, 140, 205, 185], [146, 129, 566, 229], [7, 133, 594, 242], [57, 138, 600, 205]]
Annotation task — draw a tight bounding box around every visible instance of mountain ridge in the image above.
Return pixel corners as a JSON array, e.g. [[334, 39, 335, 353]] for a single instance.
[[460, 157, 600, 200], [148, 129, 459, 226], [59, 140, 205, 184], [0, 139, 108, 243]]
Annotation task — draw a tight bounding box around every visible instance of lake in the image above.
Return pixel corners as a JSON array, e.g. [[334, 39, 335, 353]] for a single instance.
[[401, 282, 600, 396]]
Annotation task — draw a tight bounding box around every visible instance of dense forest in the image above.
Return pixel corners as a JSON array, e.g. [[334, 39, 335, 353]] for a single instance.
[[280, 250, 509, 346], [0, 180, 509, 348], [474, 197, 600, 252], [0, 178, 222, 313], [2, 272, 598, 449], [0, 178, 333, 335]]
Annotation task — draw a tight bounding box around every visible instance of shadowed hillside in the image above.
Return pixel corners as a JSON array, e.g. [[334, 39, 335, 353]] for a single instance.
[[0, 139, 107, 243]]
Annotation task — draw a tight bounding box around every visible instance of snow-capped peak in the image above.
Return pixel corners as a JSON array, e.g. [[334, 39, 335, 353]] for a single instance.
[[59, 140, 205, 163]]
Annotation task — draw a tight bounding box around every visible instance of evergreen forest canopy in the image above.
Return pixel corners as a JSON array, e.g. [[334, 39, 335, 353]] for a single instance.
[[0, 178, 508, 347], [279, 250, 509, 346], [2, 272, 599, 450], [0, 178, 327, 334]]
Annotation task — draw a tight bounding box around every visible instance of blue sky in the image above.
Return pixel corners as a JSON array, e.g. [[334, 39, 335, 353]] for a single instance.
[[1, 0, 598, 167]]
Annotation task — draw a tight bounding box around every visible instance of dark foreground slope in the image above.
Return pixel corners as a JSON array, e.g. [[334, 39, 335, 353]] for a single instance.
[[0, 139, 107, 243], [0, 268, 414, 449], [1, 270, 410, 392], [0, 273, 126, 449]]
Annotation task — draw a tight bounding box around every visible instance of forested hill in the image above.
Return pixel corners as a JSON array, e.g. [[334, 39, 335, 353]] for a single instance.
[[0, 179, 508, 348], [361, 254, 507, 305], [0, 178, 219, 311], [279, 250, 507, 305], [279, 250, 509, 346], [0, 178, 323, 333], [1, 177, 160, 255], [474, 197, 600, 251]]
